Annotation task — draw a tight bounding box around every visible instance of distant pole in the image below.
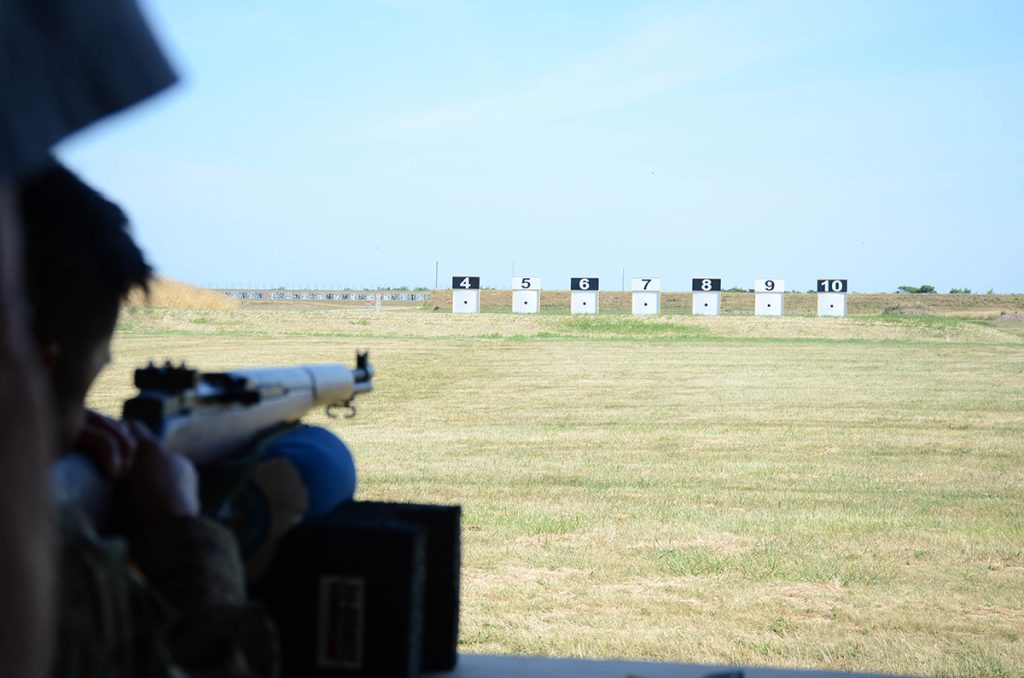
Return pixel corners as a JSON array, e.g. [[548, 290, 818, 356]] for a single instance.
[[435, 261, 439, 289], [621, 268, 625, 291]]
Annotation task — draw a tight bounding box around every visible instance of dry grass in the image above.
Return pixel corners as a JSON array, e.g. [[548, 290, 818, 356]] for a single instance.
[[125, 277, 238, 311], [88, 308, 1024, 677], [113, 304, 1022, 346]]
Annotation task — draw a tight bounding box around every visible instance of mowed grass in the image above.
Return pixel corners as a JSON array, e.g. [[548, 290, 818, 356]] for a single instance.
[[88, 307, 1024, 677]]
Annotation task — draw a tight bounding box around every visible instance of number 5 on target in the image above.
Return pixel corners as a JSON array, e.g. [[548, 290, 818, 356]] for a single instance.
[[513, 277, 541, 314]]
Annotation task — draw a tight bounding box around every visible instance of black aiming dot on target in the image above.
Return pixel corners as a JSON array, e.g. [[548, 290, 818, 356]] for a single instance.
[[582, 302, 587, 306], [704, 303, 709, 307], [767, 303, 772, 308], [523, 301, 528, 305], [830, 304, 835, 308], [463, 300, 468, 305], [644, 302, 648, 307]]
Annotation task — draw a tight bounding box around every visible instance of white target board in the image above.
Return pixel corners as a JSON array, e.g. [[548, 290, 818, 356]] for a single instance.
[[570, 277, 598, 314], [512, 276, 540, 314], [631, 277, 660, 315], [755, 278, 784, 316], [692, 278, 721, 316], [452, 276, 480, 314], [817, 279, 848, 317]]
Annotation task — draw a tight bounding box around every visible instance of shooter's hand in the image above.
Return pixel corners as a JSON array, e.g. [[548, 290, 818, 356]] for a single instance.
[[125, 420, 200, 522], [72, 410, 138, 478]]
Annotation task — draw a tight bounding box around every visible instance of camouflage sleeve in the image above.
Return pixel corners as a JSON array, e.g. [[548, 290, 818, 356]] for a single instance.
[[56, 510, 279, 678], [130, 517, 280, 675]]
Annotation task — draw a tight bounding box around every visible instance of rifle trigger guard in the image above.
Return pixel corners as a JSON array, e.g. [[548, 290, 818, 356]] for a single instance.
[[325, 403, 357, 419]]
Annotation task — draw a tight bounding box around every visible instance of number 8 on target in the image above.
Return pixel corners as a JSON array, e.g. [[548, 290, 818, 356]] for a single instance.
[[691, 278, 722, 316]]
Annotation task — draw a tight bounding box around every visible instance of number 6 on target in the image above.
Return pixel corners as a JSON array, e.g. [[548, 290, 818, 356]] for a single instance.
[[570, 277, 599, 314]]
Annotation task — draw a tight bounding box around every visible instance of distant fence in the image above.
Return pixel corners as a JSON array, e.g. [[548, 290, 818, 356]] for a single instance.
[[223, 291, 430, 302]]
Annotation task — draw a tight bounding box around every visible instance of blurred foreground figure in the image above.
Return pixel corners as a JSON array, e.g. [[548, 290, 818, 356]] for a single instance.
[[20, 163, 280, 677], [1, 0, 175, 674], [0, 176, 53, 678]]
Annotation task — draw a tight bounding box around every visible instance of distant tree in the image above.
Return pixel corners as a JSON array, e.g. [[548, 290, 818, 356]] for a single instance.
[[917, 284, 936, 293], [725, 287, 753, 292], [897, 285, 919, 293], [949, 287, 972, 294]]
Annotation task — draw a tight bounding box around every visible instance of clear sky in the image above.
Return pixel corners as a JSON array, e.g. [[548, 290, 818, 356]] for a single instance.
[[58, 0, 1023, 292]]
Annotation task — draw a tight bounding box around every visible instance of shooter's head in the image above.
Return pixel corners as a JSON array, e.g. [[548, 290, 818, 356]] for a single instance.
[[18, 162, 152, 445]]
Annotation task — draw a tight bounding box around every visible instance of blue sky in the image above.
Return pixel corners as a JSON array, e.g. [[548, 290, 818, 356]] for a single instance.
[[59, 1, 1023, 292]]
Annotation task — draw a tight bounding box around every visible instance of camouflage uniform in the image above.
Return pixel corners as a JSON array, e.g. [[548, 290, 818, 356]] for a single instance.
[[54, 510, 279, 678]]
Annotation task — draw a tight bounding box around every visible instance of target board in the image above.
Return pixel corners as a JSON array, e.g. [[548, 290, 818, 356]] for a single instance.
[[754, 278, 784, 316], [512, 277, 540, 313], [570, 277, 599, 314], [452, 276, 480, 314], [817, 279, 848, 317], [692, 278, 721, 316], [631, 278, 660, 315]]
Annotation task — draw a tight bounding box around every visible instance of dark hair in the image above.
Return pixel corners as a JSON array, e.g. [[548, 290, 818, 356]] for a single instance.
[[17, 162, 152, 345]]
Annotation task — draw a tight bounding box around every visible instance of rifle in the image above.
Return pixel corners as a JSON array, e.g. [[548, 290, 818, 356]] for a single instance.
[[123, 351, 373, 463], [52, 352, 374, 520]]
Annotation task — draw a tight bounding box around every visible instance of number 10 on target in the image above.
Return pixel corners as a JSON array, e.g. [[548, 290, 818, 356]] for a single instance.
[[817, 279, 848, 317]]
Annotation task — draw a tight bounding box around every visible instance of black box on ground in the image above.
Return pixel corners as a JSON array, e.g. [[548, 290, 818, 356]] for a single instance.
[[330, 502, 461, 672], [261, 519, 426, 678]]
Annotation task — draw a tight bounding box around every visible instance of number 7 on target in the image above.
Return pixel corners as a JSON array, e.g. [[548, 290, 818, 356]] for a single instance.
[[631, 277, 661, 315]]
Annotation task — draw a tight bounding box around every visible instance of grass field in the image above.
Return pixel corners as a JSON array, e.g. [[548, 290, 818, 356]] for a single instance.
[[88, 303, 1024, 677]]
